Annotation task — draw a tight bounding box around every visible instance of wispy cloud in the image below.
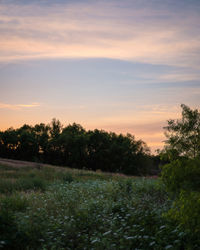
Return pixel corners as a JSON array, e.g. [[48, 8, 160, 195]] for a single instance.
[[88, 104, 181, 125], [0, 102, 40, 110], [0, 1, 200, 69], [157, 73, 200, 83], [0, 0, 199, 151]]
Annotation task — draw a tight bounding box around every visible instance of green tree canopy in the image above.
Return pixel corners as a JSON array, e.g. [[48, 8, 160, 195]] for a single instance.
[[163, 104, 200, 159]]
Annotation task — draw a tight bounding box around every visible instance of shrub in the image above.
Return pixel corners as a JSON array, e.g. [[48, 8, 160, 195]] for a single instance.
[[161, 158, 200, 193], [0, 194, 28, 248], [165, 190, 200, 248]]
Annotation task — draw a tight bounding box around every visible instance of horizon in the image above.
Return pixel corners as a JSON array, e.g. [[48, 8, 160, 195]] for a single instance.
[[0, 111, 181, 153], [1, 0, 200, 153]]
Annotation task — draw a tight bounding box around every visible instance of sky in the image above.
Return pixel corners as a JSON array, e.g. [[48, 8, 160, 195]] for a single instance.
[[0, 0, 200, 152]]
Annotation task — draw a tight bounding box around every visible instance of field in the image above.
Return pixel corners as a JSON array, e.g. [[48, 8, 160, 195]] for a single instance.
[[0, 158, 197, 249]]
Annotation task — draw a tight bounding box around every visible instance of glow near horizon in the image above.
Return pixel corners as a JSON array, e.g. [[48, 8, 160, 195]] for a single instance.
[[0, 0, 200, 152]]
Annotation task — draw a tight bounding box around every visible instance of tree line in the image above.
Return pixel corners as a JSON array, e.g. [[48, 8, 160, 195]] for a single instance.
[[0, 119, 159, 175]]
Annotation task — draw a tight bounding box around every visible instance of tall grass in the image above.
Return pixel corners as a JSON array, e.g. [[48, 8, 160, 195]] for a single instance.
[[0, 164, 75, 194], [0, 178, 195, 249], [0, 163, 199, 249]]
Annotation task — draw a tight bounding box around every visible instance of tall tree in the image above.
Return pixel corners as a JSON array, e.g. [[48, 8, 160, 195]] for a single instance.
[[163, 104, 200, 159], [34, 123, 50, 160], [0, 120, 156, 175], [59, 123, 87, 168], [0, 128, 18, 158], [47, 119, 63, 164], [17, 125, 38, 160]]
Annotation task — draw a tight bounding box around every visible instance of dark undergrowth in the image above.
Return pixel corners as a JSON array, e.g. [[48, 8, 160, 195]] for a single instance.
[[0, 163, 199, 249]]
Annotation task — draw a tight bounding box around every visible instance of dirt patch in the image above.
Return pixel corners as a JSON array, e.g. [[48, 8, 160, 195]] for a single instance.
[[0, 158, 72, 173], [0, 158, 50, 169]]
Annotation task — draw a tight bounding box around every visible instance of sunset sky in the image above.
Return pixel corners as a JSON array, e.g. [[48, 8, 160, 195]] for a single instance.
[[0, 0, 200, 152]]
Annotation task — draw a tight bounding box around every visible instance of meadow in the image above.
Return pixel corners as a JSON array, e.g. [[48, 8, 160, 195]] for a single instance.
[[0, 159, 198, 250]]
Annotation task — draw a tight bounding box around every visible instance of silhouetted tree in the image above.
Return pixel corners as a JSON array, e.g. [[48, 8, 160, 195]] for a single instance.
[[0, 128, 18, 158], [47, 119, 63, 164], [59, 123, 87, 168], [17, 125, 38, 161], [0, 119, 156, 175], [33, 123, 50, 161]]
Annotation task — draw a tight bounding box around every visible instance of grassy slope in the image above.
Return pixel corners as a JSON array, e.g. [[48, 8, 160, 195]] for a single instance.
[[0, 159, 197, 250], [0, 158, 145, 195]]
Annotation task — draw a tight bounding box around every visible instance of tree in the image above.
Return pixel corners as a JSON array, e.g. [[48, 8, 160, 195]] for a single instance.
[[47, 119, 63, 164], [87, 129, 111, 171], [49, 118, 62, 140], [0, 119, 156, 175], [163, 104, 200, 159], [59, 123, 87, 168], [17, 125, 38, 161], [0, 128, 18, 158], [34, 123, 50, 161]]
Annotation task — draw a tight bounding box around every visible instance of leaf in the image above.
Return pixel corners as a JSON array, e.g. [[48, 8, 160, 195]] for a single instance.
[[165, 245, 173, 249]]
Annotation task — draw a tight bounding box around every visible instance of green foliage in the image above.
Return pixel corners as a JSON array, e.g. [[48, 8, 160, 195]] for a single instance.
[[0, 177, 47, 194], [0, 165, 73, 194], [163, 104, 200, 159], [0, 179, 15, 194], [161, 105, 200, 249], [16, 176, 47, 191], [161, 158, 200, 193], [0, 179, 191, 250], [0, 194, 28, 249], [0, 194, 28, 212], [61, 172, 74, 183], [0, 160, 198, 250], [165, 190, 200, 248]]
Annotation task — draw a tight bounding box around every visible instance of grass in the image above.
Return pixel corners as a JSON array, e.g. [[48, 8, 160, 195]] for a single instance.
[[0, 162, 199, 249], [0, 164, 99, 194], [0, 163, 135, 194]]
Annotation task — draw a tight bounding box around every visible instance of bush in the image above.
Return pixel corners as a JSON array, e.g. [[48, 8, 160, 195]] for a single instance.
[[161, 158, 200, 248], [165, 190, 200, 248], [0, 194, 28, 248], [161, 158, 200, 193]]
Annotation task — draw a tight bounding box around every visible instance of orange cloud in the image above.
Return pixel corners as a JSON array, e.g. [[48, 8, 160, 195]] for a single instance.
[[0, 102, 40, 110]]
